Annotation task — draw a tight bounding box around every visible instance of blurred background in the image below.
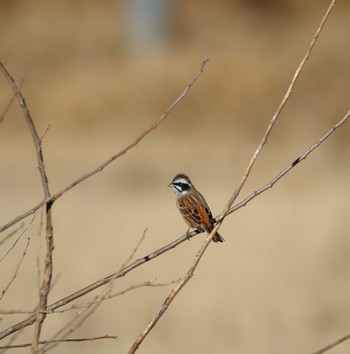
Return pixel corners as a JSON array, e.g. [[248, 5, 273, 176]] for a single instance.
[[0, 0, 350, 353]]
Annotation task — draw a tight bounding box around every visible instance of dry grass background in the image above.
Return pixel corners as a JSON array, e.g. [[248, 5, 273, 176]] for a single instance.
[[0, 1, 350, 353]]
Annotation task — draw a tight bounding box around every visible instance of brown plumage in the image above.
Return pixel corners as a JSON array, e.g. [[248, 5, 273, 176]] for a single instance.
[[169, 173, 224, 243]]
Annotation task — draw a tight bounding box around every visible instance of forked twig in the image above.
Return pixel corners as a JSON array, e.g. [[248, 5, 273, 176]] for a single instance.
[[0, 222, 25, 246], [312, 332, 350, 354], [227, 110, 350, 217], [0, 211, 37, 263], [0, 79, 24, 124], [120, 228, 148, 269], [49, 278, 181, 313]]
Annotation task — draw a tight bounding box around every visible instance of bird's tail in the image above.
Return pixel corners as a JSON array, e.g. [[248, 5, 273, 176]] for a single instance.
[[212, 232, 224, 243]]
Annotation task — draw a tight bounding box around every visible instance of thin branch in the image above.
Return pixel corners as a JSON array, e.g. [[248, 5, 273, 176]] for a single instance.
[[0, 222, 25, 246], [0, 230, 192, 340], [0, 237, 30, 301], [0, 58, 210, 234], [0, 79, 24, 124], [39, 124, 51, 142], [226, 110, 350, 218], [0, 279, 180, 315], [312, 332, 350, 354], [0, 62, 51, 198], [218, 0, 336, 221], [0, 60, 54, 354], [41, 231, 157, 352], [0, 211, 37, 263], [40, 292, 111, 353], [49, 278, 181, 313], [128, 229, 216, 353], [0, 329, 24, 354], [120, 228, 147, 269], [0, 335, 117, 349]]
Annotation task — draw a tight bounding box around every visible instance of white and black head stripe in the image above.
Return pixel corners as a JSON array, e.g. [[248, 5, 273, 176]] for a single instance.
[[173, 179, 191, 193], [170, 173, 193, 193]]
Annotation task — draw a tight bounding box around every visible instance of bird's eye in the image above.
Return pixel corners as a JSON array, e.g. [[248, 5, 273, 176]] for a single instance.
[[179, 182, 190, 191]]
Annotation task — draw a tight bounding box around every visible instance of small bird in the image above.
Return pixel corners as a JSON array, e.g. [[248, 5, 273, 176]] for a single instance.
[[168, 173, 224, 243]]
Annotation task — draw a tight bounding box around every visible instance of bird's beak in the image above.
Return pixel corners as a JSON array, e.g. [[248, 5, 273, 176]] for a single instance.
[[168, 183, 173, 188]]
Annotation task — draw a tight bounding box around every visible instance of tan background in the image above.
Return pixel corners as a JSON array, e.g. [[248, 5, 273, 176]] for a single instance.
[[0, 1, 350, 353]]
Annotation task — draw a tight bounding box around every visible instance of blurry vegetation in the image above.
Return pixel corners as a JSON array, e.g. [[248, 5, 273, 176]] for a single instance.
[[0, 0, 349, 140]]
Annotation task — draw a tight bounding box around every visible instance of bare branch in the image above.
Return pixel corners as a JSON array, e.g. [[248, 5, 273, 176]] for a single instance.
[[226, 110, 350, 218], [0, 62, 51, 198], [0, 79, 24, 125], [128, 230, 215, 353], [0, 237, 30, 301], [0, 222, 25, 246], [39, 123, 51, 142], [0, 211, 37, 263], [312, 331, 350, 354], [49, 278, 181, 313], [0, 335, 117, 349], [218, 0, 336, 223], [0, 230, 192, 340], [120, 228, 147, 269], [40, 292, 111, 353], [0, 58, 210, 234], [0, 60, 54, 353]]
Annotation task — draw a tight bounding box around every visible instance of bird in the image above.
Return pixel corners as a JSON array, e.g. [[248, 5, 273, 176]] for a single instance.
[[168, 173, 224, 243]]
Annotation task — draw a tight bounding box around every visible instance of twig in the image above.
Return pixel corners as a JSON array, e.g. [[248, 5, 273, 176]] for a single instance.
[[0, 231, 193, 340], [0, 211, 37, 263], [226, 110, 350, 218], [0, 329, 24, 354], [49, 278, 181, 313], [40, 288, 114, 353], [0, 58, 210, 234], [0, 238, 30, 301], [0, 222, 25, 246], [41, 231, 160, 352], [0, 62, 51, 198], [0, 335, 117, 349], [0, 60, 54, 354], [0, 79, 24, 124], [39, 124, 51, 142], [128, 230, 215, 353], [218, 0, 336, 223], [120, 228, 148, 269], [312, 332, 350, 354]]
